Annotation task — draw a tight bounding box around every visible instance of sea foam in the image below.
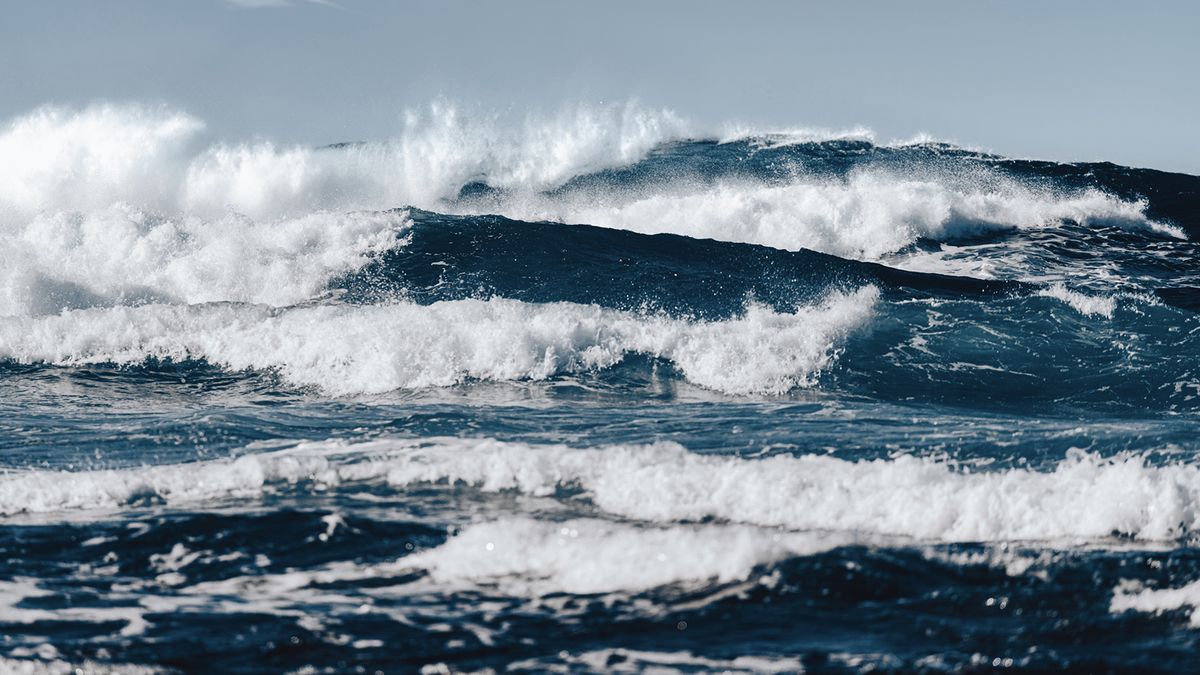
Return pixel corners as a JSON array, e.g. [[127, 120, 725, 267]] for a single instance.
[[0, 288, 876, 395], [3, 438, 1200, 544], [498, 172, 1176, 260], [404, 517, 846, 596], [0, 101, 689, 223], [1037, 283, 1118, 319], [0, 102, 1171, 273], [0, 205, 410, 316], [382, 440, 1200, 542], [1111, 578, 1200, 627]]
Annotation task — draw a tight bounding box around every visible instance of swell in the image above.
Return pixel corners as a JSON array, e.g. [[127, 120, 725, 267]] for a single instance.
[[3, 245, 1198, 409], [0, 102, 1191, 322], [1, 101, 1197, 410], [337, 210, 1025, 319], [10, 205, 1197, 323], [2, 102, 1187, 249]]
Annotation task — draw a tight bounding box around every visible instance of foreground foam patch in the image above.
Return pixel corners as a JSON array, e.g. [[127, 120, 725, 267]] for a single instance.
[[4, 437, 1200, 544], [0, 657, 161, 675], [404, 517, 845, 595], [1110, 578, 1200, 627], [0, 287, 876, 395], [506, 648, 805, 673]]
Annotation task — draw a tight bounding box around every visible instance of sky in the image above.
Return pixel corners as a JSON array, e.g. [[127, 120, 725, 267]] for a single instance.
[[1, 0, 1197, 173]]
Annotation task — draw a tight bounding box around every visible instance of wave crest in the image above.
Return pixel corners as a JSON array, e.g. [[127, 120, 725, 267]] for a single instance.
[[0, 205, 409, 316], [0, 288, 876, 395], [0, 101, 690, 222], [4, 437, 1198, 544], [500, 172, 1176, 260]]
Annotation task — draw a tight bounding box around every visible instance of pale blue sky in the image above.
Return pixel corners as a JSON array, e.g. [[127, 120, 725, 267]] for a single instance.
[[1, 0, 1196, 173]]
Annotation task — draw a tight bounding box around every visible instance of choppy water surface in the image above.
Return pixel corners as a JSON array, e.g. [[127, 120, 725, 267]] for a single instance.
[[1, 103, 1199, 672]]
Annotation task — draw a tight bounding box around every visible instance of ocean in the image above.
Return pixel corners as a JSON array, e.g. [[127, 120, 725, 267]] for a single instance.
[[1, 102, 1199, 673]]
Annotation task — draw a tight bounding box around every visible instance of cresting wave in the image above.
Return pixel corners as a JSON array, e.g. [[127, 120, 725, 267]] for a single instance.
[[0, 101, 689, 222], [4, 438, 1200, 543], [0, 288, 876, 395], [0, 205, 410, 316], [0, 102, 1175, 296], [493, 173, 1176, 261]]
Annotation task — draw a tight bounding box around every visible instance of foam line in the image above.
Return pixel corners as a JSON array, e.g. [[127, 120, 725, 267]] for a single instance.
[[3, 437, 1199, 545], [0, 288, 875, 395]]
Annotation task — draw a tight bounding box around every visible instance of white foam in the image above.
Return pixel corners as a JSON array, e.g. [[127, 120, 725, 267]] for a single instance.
[[181, 100, 690, 219], [0, 450, 335, 516], [0, 101, 689, 224], [0, 102, 1173, 319], [1, 103, 1169, 261], [4, 438, 1200, 545], [0, 287, 875, 396], [508, 648, 805, 673], [383, 441, 1200, 542], [0, 102, 694, 316], [122, 517, 843, 609], [0, 205, 409, 316], [500, 171, 1176, 261], [1038, 283, 1117, 319], [0, 577, 151, 638], [0, 104, 203, 221], [1110, 578, 1200, 626], [0, 657, 161, 675], [405, 517, 844, 596]]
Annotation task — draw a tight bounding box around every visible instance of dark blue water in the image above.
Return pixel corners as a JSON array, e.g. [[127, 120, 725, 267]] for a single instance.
[[2, 108, 1200, 673]]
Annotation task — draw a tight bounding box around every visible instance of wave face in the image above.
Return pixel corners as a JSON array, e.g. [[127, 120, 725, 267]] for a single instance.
[[2, 102, 1200, 673]]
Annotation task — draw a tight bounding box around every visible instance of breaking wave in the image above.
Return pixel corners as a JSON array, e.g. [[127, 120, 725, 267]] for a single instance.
[[5, 437, 1200, 544], [0, 288, 876, 396]]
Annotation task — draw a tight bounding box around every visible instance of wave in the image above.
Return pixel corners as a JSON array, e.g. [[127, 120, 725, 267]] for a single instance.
[[488, 171, 1177, 260], [1037, 283, 1117, 319], [343, 211, 1023, 315], [0, 101, 689, 223], [0, 205, 410, 317], [0, 198, 1027, 319], [5, 437, 1200, 544], [0, 102, 1178, 262], [716, 122, 876, 146], [0, 288, 875, 396], [0, 103, 204, 220], [383, 440, 1200, 542], [404, 516, 846, 596], [185, 516, 837, 602]]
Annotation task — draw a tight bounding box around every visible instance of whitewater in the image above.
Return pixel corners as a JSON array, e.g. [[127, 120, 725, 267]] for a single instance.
[[2, 101, 1200, 673]]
